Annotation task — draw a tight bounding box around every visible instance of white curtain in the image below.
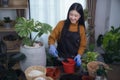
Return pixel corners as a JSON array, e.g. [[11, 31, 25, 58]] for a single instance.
[[29, 0, 86, 47]]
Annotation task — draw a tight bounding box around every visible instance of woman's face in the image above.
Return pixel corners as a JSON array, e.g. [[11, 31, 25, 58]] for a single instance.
[[69, 10, 81, 24]]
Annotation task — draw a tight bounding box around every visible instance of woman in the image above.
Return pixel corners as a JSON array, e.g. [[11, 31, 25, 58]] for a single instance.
[[48, 3, 87, 66]]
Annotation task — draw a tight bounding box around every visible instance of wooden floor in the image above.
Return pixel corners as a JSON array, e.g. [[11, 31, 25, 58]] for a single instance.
[[107, 64, 120, 80]]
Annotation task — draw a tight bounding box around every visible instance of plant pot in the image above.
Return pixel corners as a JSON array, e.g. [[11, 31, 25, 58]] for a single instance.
[[1, 0, 9, 7], [46, 67, 60, 80], [3, 39, 18, 50], [25, 66, 46, 80], [34, 76, 53, 80], [62, 58, 75, 74], [3, 34, 18, 50], [4, 22, 11, 29], [87, 61, 109, 77], [20, 45, 46, 71]]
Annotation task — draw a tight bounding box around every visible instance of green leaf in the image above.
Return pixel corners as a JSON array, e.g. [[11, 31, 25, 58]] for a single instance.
[[15, 17, 52, 46]]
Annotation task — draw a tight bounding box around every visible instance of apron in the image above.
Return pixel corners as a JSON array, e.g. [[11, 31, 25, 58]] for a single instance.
[[57, 24, 81, 59]]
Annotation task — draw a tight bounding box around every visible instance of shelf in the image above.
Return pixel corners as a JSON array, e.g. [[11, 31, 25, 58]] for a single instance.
[[0, 0, 28, 9], [0, 5, 28, 9], [0, 26, 15, 32], [0, 0, 28, 53], [7, 47, 20, 53]]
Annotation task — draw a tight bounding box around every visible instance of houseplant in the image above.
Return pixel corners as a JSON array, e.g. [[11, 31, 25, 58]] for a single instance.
[[0, 53, 26, 80], [15, 17, 52, 71], [102, 26, 120, 63], [81, 44, 97, 70], [15, 17, 52, 46], [81, 51, 99, 79], [3, 17, 12, 28], [81, 51, 99, 72]]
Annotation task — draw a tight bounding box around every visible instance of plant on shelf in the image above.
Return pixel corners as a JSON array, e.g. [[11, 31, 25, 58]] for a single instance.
[[3, 17, 12, 28], [102, 26, 120, 63], [4, 17, 12, 23], [15, 17, 52, 46]]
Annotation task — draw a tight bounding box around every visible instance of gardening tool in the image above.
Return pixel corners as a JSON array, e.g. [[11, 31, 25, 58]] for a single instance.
[[56, 51, 66, 61], [57, 56, 64, 61]]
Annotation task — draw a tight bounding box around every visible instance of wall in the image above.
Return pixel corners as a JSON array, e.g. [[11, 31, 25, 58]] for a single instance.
[[109, 0, 120, 28], [1, 0, 120, 45], [95, 0, 111, 40], [0, 9, 29, 20], [0, 10, 16, 20], [29, 0, 87, 47], [95, 0, 120, 41]]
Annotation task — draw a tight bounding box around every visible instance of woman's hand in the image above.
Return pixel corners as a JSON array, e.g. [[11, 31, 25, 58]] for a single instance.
[[49, 45, 58, 57], [74, 54, 81, 66]]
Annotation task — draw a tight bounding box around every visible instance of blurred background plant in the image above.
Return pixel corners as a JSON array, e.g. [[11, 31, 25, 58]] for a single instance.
[[102, 26, 120, 63]]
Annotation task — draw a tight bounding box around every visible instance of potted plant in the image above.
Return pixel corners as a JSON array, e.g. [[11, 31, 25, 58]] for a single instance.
[[15, 17, 52, 46], [0, 50, 26, 80], [81, 51, 99, 80], [3, 17, 12, 28], [81, 51, 99, 72], [15, 17, 52, 71], [102, 26, 120, 63], [95, 64, 108, 80]]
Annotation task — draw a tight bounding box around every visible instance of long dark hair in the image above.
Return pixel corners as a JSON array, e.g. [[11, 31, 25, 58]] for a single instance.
[[64, 3, 85, 29]]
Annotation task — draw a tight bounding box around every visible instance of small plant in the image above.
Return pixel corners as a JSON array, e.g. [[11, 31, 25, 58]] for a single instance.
[[4, 17, 12, 23], [15, 17, 52, 46], [82, 51, 99, 71], [81, 43, 99, 72], [96, 64, 107, 77], [95, 64, 112, 80]]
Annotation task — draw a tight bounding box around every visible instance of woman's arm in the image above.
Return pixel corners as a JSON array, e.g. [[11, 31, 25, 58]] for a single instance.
[[48, 21, 64, 45], [78, 25, 87, 55]]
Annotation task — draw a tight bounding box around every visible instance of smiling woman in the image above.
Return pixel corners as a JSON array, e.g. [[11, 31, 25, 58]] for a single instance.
[[29, 0, 86, 47]]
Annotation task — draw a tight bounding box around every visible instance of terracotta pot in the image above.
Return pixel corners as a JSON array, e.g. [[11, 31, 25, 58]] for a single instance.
[[62, 58, 75, 74], [46, 67, 60, 80]]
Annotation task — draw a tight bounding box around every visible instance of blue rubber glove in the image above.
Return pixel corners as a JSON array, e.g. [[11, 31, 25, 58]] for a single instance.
[[49, 45, 58, 57], [74, 54, 81, 66]]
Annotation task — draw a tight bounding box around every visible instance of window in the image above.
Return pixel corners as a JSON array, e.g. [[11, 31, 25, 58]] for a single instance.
[[29, 0, 86, 46], [29, 0, 86, 27]]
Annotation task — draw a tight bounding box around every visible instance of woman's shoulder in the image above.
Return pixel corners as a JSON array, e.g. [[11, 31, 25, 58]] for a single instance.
[[55, 20, 65, 29], [80, 25, 86, 31], [80, 25, 85, 28], [57, 20, 65, 24]]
